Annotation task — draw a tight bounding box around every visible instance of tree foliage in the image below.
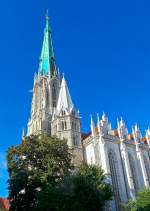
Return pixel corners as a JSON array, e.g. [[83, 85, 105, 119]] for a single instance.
[[7, 135, 73, 211], [123, 188, 150, 211], [123, 199, 138, 211], [7, 135, 112, 211], [136, 188, 150, 211], [37, 162, 112, 211]]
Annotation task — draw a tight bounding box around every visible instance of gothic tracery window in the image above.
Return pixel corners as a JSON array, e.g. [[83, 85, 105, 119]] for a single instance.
[[45, 87, 49, 107], [108, 150, 121, 211], [72, 122, 74, 130], [62, 121, 64, 130], [73, 135, 78, 146], [61, 110, 66, 116], [52, 84, 56, 107], [72, 122, 77, 130], [64, 121, 67, 130], [143, 155, 150, 185], [128, 152, 139, 193]]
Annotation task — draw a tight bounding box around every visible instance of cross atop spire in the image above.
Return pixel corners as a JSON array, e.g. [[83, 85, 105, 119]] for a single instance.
[[45, 10, 50, 32], [45, 9, 49, 21], [38, 12, 56, 76]]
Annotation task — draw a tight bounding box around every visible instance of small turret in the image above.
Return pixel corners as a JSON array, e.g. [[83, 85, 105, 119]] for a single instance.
[[102, 112, 108, 122], [97, 113, 102, 134], [120, 117, 124, 127], [100, 112, 111, 135], [117, 117, 128, 140], [145, 127, 150, 147], [132, 124, 142, 144]]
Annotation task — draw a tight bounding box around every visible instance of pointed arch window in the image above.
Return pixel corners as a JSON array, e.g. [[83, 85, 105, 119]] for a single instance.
[[128, 153, 139, 193], [73, 135, 78, 146], [62, 121, 64, 130], [108, 150, 121, 211], [72, 122, 77, 130], [74, 122, 76, 130], [61, 110, 66, 116], [72, 122, 74, 130], [64, 121, 67, 130], [52, 84, 56, 107], [45, 87, 49, 107], [61, 121, 67, 130], [72, 110, 75, 115], [143, 155, 150, 185]]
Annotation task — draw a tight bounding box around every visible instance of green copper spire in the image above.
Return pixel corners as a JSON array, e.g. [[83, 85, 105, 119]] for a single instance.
[[39, 11, 55, 76]]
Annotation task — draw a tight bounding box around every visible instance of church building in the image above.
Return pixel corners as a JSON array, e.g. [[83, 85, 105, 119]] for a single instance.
[[27, 14, 83, 165], [26, 14, 150, 210], [83, 114, 150, 210]]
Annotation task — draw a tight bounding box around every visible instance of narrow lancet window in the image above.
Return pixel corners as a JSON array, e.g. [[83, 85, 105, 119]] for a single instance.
[[108, 151, 121, 211], [128, 153, 139, 193], [143, 155, 150, 185]]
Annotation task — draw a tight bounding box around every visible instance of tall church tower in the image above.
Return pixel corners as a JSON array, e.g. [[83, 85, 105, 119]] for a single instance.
[[28, 14, 61, 135], [27, 14, 83, 162], [51, 76, 81, 148]]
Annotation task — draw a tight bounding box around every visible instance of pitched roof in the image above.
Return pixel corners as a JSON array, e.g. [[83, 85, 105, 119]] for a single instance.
[[56, 76, 73, 113], [0, 198, 10, 210]]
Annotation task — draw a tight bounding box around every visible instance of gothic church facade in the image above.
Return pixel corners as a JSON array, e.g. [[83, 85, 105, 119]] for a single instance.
[[26, 15, 150, 210], [83, 114, 150, 210]]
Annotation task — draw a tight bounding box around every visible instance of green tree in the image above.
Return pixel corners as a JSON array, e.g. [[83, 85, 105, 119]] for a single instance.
[[123, 199, 138, 211], [124, 188, 150, 211], [136, 188, 150, 211], [7, 135, 73, 211], [36, 185, 64, 211], [38, 162, 112, 211]]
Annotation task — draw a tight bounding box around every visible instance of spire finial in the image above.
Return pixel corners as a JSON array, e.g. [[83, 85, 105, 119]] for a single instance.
[[120, 117, 124, 127], [117, 118, 119, 128], [97, 113, 100, 123], [39, 11, 55, 75], [90, 114, 95, 137], [21, 128, 25, 141], [46, 9, 49, 21], [102, 111, 107, 122], [135, 123, 138, 131], [45, 10, 49, 31], [90, 114, 94, 124]]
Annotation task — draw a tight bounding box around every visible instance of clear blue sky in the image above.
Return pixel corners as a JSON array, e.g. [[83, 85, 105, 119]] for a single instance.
[[1, 0, 150, 196]]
